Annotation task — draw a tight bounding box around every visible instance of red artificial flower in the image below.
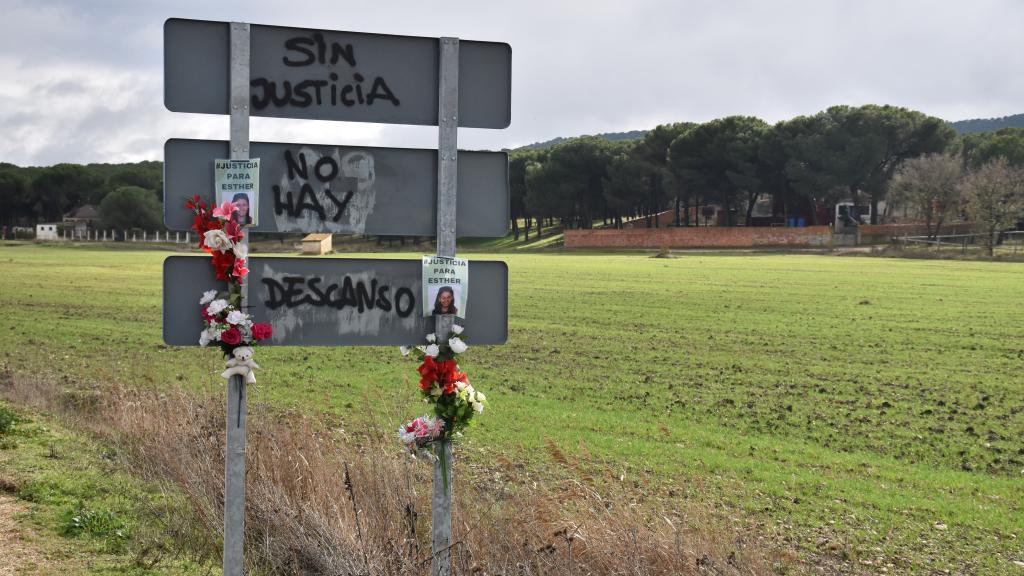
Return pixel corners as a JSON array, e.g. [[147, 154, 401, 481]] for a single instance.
[[221, 327, 242, 345], [232, 257, 249, 279], [224, 219, 244, 243], [417, 357, 441, 390], [211, 250, 236, 281], [251, 323, 272, 340], [418, 357, 436, 377], [415, 359, 461, 395], [212, 200, 239, 220], [201, 306, 216, 322]]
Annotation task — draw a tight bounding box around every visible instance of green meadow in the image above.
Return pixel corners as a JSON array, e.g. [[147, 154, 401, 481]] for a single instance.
[[0, 243, 1021, 574]]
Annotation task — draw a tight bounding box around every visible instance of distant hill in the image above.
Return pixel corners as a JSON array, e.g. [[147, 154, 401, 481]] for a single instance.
[[949, 113, 1024, 134], [514, 130, 647, 151]]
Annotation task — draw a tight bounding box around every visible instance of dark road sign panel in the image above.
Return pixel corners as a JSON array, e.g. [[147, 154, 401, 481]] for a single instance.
[[163, 138, 508, 236], [165, 18, 511, 128], [163, 256, 508, 346]]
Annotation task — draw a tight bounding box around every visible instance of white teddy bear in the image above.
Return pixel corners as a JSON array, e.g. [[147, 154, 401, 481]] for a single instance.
[[221, 346, 260, 384]]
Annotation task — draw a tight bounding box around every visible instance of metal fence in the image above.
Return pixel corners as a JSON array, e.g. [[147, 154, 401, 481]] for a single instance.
[[54, 229, 192, 243], [894, 231, 1024, 255]]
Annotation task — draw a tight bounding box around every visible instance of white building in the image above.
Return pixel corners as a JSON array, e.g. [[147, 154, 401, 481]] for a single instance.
[[35, 223, 61, 240]]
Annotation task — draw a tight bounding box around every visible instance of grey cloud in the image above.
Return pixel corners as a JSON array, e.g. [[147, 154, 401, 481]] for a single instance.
[[1, 0, 1023, 164]]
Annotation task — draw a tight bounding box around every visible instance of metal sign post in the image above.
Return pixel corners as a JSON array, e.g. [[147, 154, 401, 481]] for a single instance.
[[224, 21, 250, 576], [163, 19, 510, 575], [431, 37, 458, 576]]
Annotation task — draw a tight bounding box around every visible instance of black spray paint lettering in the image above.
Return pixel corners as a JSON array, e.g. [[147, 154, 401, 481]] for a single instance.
[[273, 149, 355, 222], [272, 184, 353, 222], [250, 34, 400, 110], [250, 76, 398, 109], [262, 275, 416, 318], [282, 33, 356, 67]]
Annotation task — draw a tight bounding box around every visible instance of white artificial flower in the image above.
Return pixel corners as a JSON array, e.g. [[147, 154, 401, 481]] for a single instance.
[[400, 346, 411, 356], [415, 345, 427, 353], [203, 229, 233, 252], [207, 299, 229, 315], [425, 333, 436, 343], [232, 242, 248, 259], [425, 344, 440, 358], [200, 326, 223, 346], [456, 381, 468, 391], [398, 427, 416, 444], [472, 401, 484, 414], [475, 392, 486, 403], [199, 290, 218, 305], [226, 310, 247, 325], [452, 324, 464, 335], [448, 337, 468, 354]]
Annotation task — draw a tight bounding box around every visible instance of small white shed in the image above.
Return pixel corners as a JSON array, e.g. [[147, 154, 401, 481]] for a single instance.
[[35, 223, 60, 240]]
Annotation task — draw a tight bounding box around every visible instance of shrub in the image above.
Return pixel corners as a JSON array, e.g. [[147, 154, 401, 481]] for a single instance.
[[61, 501, 131, 552], [0, 405, 17, 435]]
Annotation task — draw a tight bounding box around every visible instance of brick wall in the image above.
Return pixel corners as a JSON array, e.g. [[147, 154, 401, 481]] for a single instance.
[[564, 226, 833, 249]]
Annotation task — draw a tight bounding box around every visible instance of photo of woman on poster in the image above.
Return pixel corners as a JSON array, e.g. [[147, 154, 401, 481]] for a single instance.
[[231, 192, 252, 226], [421, 255, 468, 319], [432, 286, 459, 316]]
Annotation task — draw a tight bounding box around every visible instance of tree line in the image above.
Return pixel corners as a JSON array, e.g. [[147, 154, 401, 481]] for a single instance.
[[0, 161, 163, 231], [3, 104, 1023, 244], [509, 105, 1024, 240]]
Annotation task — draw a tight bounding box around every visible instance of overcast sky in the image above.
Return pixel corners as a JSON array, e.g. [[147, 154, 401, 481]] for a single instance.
[[1, 0, 1022, 166]]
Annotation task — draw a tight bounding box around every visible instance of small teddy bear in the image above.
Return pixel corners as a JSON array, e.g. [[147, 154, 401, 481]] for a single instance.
[[221, 346, 260, 384]]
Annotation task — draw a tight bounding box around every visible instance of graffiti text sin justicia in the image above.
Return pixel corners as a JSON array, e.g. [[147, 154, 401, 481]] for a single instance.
[[262, 275, 416, 317], [250, 33, 400, 110]]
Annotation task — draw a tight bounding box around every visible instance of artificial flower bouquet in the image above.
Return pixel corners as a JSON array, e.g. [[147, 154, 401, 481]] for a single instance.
[[186, 195, 249, 286], [197, 289, 273, 355], [397, 325, 487, 458], [397, 415, 445, 459], [185, 195, 272, 360]]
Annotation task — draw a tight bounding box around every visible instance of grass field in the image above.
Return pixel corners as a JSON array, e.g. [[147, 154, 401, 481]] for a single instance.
[[0, 401, 209, 575], [1, 243, 1022, 574]]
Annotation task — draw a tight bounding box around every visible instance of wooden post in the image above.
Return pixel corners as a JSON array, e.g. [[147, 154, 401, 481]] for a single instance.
[[432, 35, 459, 576], [223, 21, 251, 576]]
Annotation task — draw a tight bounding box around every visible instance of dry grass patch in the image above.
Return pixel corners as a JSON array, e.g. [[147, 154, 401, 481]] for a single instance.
[[0, 367, 801, 575]]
